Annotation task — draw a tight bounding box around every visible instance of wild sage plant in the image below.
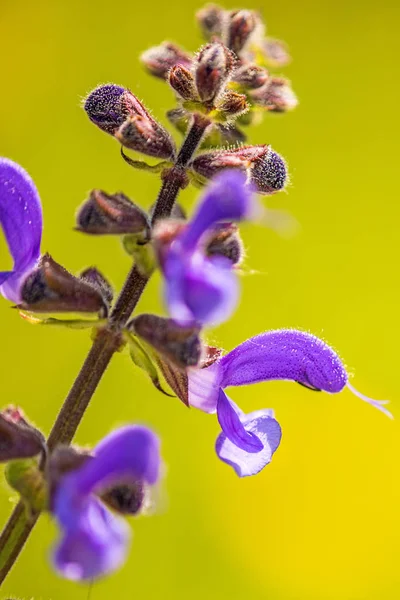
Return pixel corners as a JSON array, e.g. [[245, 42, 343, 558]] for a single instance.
[[0, 4, 391, 585]]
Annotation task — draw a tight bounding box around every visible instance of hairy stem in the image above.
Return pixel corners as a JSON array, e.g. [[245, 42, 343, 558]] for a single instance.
[[0, 114, 209, 586]]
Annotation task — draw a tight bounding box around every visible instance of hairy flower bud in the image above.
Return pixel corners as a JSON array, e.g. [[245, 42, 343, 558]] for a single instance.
[[80, 267, 114, 306], [168, 65, 199, 101], [262, 38, 291, 67], [206, 223, 243, 265], [19, 254, 109, 316], [0, 407, 45, 462], [195, 42, 235, 103], [191, 145, 287, 195], [76, 189, 151, 239], [196, 4, 225, 39], [129, 314, 202, 369], [141, 42, 192, 80], [226, 10, 259, 54], [217, 90, 248, 119], [84, 84, 176, 159], [251, 77, 298, 112], [232, 64, 269, 89]]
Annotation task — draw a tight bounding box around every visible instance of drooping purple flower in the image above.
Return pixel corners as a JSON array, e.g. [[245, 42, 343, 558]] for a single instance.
[[188, 329, 392, 476], [52, 425, 160, 581], [0, 158, 43, 303], [162, 170, 257, 326]]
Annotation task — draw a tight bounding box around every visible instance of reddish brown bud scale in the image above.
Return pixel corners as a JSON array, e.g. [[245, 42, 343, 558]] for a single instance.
[[227, 10, 259, 54], [217, 90, 248, 118], [195, 42, 235, 103], [232, 64, 269, 90], [116, 113, 176, 160], [251, 77, 298, 112], [168, 65, 199, 102], [196, 4, 225, 40], [141, 42, 192, 80], [0, 407, 45, 462]]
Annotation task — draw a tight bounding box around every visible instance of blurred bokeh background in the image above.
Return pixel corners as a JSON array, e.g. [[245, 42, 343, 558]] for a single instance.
[[0, 0, 400, 598]]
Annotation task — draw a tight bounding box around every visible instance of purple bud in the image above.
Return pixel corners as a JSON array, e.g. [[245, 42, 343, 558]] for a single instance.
[[141, 42, 192, 80], [251, 77, 298, 112], [196, 4, 225, 39], [195, 42, 235, 103], [168, 65, 199, 101], [76, 189, 151, 238], [226, 10, 259, 55], [251, 148, 288, 194], [232, 64, 269, 90], [0, 406, 45, 462], [19, 254, 109, 316], [129, 313, 202, 369], [84, 84, 137, 135]]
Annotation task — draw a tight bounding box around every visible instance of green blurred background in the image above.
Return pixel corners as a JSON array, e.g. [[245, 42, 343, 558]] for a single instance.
[[0, 0, 400, 598]]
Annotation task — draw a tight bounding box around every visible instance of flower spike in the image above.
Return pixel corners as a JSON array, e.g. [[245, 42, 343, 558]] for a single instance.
[[0, 158, 43, 303]]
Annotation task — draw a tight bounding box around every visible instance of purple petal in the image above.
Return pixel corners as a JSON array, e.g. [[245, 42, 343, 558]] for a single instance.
[[0, 158, 42, 302], [164, 249, 239, 326], [218, 329, 348, 393], [53, 497, 129, 581], [72, 425, 161, 496], [217, 389, 263, 452], [178, 170, 256, 252], [216, 399, 282, 477]]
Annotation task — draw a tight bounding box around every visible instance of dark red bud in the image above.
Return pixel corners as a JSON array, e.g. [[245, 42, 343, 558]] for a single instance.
[[80, 267, 114, 306], [196, 4, 225, 39], [141, 42, 192, 80], [195, 42, 235, 103], [84, 85, 147, 135], [168, 65, 199, 101], [262, 38, 291, 67], [191, 144, 268, 179], [76, 189, 151, 238], [227, 10, 259, 54], [129, 314, 202, 369], [19, 254, 109, 316], [0, 407, 45, 462], [217, 90, 248, 118], [251, 77, 298, 112], [116, 114, 176, 160], [232, 64, 269, 89], [206, 223, 243, 265]]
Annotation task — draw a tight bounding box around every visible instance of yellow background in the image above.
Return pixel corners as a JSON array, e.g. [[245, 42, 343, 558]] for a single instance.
[[0, 0, 399, 598]]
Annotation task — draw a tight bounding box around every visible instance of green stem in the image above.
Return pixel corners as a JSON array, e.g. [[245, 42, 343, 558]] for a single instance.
[[0, 114, 210, 586]]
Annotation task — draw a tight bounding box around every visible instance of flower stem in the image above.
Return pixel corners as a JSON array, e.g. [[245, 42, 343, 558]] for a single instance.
[[0, 114, 210, 586]]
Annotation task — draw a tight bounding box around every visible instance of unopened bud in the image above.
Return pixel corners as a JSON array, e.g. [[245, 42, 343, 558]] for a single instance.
[[251, 147, 288, 194], [80, 267, 114, 306], [76, 189, 151, 239], [206, 223, 243, 265], [129, 314, 202, 369], [251, 77, 298, 112], [19, 254, 109, 316], [217, 90, 248, 119], [0, 407, 45, 462], [195, 42, 235, 103], [100, 481, 145, 515], [116, 114, 176, 160], [232, 64, 269, 89], [196, 4, 225, 39], [168, 65, 199, 101], [227, 10, 259, 54], [263, 38, 291, 67], [141, 42, 192, 80]]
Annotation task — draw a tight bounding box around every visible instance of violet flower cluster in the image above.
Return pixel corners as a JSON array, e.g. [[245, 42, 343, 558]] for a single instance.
[[0, 3, 392, 585]]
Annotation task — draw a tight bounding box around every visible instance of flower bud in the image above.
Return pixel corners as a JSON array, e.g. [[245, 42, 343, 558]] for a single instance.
[[232, 64, 269, 89], [251, 77, 298, 112], [262, 38, 291, 67], [19, 254, 109, 316], [76, 189, 151, 239], [141, 42, 192, 80], [226, 10, 259, 54], [196, 4, 225, 39], [217, 90, 248, 119], [168, 65, 199, 101], [85, 84, 176, 159], [251, 147, 288, 194], [0, 406, 45, 462], [195, 42, 235, 103], [206, 223, 244, 265], [129, 314, 202, 369], [80, 267, 114, 306]]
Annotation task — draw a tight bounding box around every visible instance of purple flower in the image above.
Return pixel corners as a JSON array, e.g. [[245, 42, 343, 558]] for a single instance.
[[188, 329, 392, 477], [162, 170, 256, 326], [52, 425, 160, 581], [0, 158, 43, 303]]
